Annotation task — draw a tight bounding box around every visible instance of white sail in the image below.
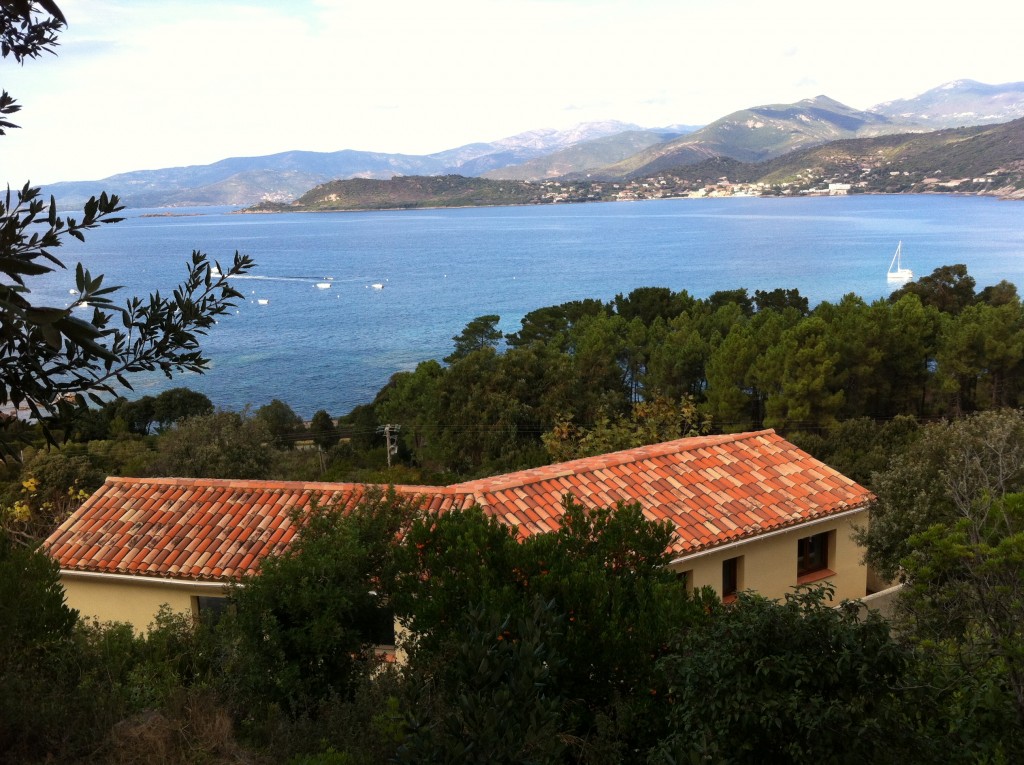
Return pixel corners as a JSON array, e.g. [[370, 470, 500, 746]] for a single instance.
[[887, 241, 913, 281]]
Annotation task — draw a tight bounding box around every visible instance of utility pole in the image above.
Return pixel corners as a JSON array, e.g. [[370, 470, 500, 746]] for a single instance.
[[377, 423, 400, 468]]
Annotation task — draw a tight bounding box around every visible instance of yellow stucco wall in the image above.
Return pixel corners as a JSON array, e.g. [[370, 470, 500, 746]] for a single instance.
[[60, 509, 869, 631], [670, 510, 867, 603], [60, 573, 228, 632]]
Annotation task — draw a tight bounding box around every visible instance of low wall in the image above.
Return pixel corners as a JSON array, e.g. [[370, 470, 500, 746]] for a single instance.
[[859, 583, 904, 621]]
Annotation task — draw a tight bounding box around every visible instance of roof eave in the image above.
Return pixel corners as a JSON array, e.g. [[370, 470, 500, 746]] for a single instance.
[[668, 503, 868, 566], [59, 568, 236, 590]]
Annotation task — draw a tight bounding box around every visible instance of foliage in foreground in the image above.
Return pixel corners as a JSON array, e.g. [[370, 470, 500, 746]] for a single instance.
[[392, 497, 698, 760], [0, 531, 236, 761], [898, 493, 1024, 756], [395, 598, 568, 764], [222, 488, 419, 721], [864, 408, 1024, 760], [862, 407, 1024, 580], [653, 586, 931, 764], [5, 476, 1024, 763]]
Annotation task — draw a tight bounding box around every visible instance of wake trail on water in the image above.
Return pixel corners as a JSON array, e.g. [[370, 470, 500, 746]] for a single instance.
[[230, 275, 380, 283]]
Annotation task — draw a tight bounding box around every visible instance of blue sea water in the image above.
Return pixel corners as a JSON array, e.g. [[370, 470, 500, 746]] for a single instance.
[[34, 195, 1024, 418]]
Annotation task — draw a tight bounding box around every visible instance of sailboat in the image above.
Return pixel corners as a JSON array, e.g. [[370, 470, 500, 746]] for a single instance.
[[887, 241, 913, 281]]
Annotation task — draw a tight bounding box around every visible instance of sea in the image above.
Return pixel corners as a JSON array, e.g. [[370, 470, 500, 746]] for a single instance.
[[34, 194, 1024, 418]]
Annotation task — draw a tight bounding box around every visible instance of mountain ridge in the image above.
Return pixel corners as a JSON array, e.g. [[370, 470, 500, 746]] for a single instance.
[[248, 118, 1024, 212], [583, 95, 921, 180], [871, 79, 1024, 127], [38, 80, 1024, 208]]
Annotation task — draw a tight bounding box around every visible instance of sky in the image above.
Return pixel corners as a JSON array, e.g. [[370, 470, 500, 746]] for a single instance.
[[3, 0, 1023, 186]]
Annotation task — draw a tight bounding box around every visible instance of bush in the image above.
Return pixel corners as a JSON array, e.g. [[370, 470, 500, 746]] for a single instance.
[[220, 489, 419, 722], [0, 533, 79, 757], [652, 585, 930, 764], [396, 599, 566, 764]]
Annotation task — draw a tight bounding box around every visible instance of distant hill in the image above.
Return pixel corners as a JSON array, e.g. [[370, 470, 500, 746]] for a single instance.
[[655, 118, 1024, 197], [870, 80, 1024, 128], [590, 96, 921, 179], [41, 122, 650, 209], [255, 175, 553, 211], [481, 129, 689, 181], [424, 120, 651, 176], [40, 149, 449, 209], [37, 80, 1024, 209]]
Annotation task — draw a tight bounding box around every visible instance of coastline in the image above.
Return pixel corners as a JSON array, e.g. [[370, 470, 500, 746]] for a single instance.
[[230, 188, 1022, 216]]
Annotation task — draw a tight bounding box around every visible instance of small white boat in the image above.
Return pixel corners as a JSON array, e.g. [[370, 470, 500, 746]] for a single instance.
[[69, 288, 78, 295], [210, 265, 222, 278], [315, 282, 332, 289], [887, 241, 913, 281], [257, 298, 270, 305], [370, 283, 384, 290]]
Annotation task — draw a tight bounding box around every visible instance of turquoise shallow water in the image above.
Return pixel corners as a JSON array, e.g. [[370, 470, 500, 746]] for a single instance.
[[34, 194, 1024, 417]]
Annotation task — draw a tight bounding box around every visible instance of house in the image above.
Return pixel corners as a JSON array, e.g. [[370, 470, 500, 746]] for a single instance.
[[45, 429, 874, 631]]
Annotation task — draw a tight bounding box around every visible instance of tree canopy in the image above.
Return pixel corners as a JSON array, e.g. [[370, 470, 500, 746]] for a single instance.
[[348, 269, 1024, 479], [444, 313, 503, 362], [149, 410, 274, 479], [653, 585, 930, 764], [254, 398, 305, 449]]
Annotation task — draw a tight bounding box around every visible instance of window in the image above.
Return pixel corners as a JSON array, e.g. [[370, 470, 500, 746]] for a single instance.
[[677, 569, 694, 594], [797, 531, 831, 578], [193, 595, 229, 623], [367, 607, 396, 647], [722, 556, 742, 599]]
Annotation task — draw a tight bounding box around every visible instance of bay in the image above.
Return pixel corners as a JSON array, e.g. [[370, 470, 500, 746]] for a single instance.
[[35, 194, 1024, 418]]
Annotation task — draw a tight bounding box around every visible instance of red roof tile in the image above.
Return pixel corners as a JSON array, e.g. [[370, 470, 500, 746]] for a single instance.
[[45, 430, 872, 583]]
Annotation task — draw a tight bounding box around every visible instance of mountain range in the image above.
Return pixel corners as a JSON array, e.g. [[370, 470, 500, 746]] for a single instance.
[[253, 117, 1024, 213], [40, 80, 1024, 209]]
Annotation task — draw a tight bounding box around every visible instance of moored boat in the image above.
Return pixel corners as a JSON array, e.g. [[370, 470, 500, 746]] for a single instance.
[[887, 241, 913, 281]]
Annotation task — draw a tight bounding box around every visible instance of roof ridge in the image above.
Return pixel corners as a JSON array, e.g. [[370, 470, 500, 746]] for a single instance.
[[102, 430, 779, 497], [449, 429, 778, 492], [101, 476, 458, 494]]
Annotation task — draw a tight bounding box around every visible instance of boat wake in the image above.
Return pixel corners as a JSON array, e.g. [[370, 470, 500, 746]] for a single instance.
[[231, 274, 380, 284]]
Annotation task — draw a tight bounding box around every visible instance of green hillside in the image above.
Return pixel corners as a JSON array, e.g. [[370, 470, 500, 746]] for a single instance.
[[744, 118, 1024, 193], [249, 174, 550, 211]]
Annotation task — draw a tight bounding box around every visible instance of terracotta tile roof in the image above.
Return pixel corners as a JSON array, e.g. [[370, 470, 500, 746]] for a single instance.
[[453, 430, 871, 551], [45, 430, 872, 582], [46, 478, 468, 582]]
